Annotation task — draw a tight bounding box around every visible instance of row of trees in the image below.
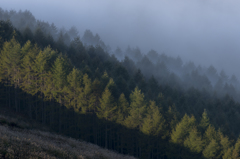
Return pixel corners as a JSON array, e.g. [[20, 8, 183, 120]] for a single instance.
[[1, 30, 240, 158]]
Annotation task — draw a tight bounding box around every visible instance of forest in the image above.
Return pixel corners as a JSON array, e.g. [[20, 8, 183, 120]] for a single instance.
[[1, 8, 240, 159]]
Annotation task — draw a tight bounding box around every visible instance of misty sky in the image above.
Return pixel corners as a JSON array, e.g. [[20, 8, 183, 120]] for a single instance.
[[2, 0, 240, 77]]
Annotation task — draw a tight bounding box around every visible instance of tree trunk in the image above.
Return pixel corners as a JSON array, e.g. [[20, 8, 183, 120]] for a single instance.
[[105, 124, 108, 148]]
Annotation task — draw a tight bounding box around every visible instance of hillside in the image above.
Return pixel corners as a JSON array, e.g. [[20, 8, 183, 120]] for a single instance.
[[0, 114, 136, 159], [1, 9, 240, 159]]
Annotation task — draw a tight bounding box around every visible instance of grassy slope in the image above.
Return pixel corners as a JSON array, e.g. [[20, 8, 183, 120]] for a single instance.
[[0, 114, 136, 159]]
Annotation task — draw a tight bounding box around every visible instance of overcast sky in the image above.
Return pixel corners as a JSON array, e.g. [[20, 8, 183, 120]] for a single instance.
[[2, 0, 240, 77]]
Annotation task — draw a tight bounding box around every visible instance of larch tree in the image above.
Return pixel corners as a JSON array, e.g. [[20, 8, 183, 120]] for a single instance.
[[97, 87, 117, 121], [202, 139, 220, 159], [51, 55, 69, 104], [34, 46, 56, 97], [218, 130, 232, 158], [116, 93, 129, 124], [51, 55, 70, 132], [66, 67, 82, 111], [199, 109, 210, 133], [232, 137, 240, 159], [141, 100, 166, 138], [21, 41, 37, 95], [183, 127, 204, 154], [78, 74, 92, 113], [203, 125, 218, 146], [0, 37, 22, 112], [124, 87, 146, 129], [171, 114, 196, 145]]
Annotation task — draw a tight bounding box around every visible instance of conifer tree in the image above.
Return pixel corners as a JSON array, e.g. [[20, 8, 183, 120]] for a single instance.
[[89, 79, 102, 112], [222, 147, 233, 159], [20, 41, 37, 94], [106, 78, 119, 99], [51, 55, 69, 104], [97, 87, 117, 121], [141, 100, 166, 137], [116, 93, 129, 124], [34, 46, 56, 97], [202, 139, 220, 159], [66, 67, 82, 110], [124, 87, 146, 129], [167, 105, 179, 132], [203, 125, 218, 146], [218, 130, 232, 158], [51, 55, 70, 132], [232, 137, 240, 159], [183, 127, 203, 153], [0, 37, 22, 84], [171, 114, 196, 145], [0, 37, 22, 111], [199, 109, 210, 133], [77, 74, 92, 113]]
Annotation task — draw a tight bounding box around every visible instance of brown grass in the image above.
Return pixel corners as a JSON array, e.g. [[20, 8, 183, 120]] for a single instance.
[[0, 115, 136, 159]]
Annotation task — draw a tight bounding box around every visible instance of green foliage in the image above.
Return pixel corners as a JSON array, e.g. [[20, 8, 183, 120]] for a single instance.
[[66, 67, 82, 110], [20, 41, 37, 94], [52, 56, 69, 89], [218, 130, 232, 157], [222, 147, 234, 159], [97, 87, 117, 121], [199, 109, 210, 132], [77, 74, 92, 113], [141, 100, 166, 137], [171, 114, 196, 145], [116, 93, 129, 124], [183, 127, 203, 153], [232, 138, 240, 159], [124, 87, 146, 129], [202, 139, 220, 159], [203, 125, 217, 146], [0, 37, 22, 83], [0, 19, 240, 159]]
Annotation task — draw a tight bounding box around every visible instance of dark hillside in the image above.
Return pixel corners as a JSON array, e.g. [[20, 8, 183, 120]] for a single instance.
[[0, 114, 136, 159]]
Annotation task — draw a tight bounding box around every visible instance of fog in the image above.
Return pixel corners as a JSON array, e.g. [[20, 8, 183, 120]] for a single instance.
[[2, 0, 240, 78]]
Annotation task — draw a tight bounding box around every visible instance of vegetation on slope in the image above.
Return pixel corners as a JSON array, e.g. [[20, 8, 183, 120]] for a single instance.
[[1, 10, 240, 158]]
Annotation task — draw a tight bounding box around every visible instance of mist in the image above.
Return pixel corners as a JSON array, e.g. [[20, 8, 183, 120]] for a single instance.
[[2, 0, 240, 78]]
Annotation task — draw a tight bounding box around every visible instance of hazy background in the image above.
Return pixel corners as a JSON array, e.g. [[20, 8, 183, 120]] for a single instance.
[[2, 0, 240, 77]]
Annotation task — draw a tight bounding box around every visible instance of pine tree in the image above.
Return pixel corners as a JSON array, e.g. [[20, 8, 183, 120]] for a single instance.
[[34, 46, 56, 96], [141, 100, 166, 137], [199, 109, 210, 133], [66, 67, 82, 110], [106, 78, 119, 99], [0, 37, 22, 84], [77, 74, 92, 113], [20, 41, 37, 95], [116, 93, 129, 124], [203, 125, 218, 146], [167, 105, 179, 132], [202, 139, 220, 159], [218, 130, 232, 158], [124, 87, 146, 129], [51, 55, 70, 103], [97, 87, 117, 121], [183, 127, 203, 153], [51, 55, 70, 132], [0, 37, 22, 112], [222, 147, 233, 159], [171, 114, 196, 145], [232, 137, 240, 159]]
